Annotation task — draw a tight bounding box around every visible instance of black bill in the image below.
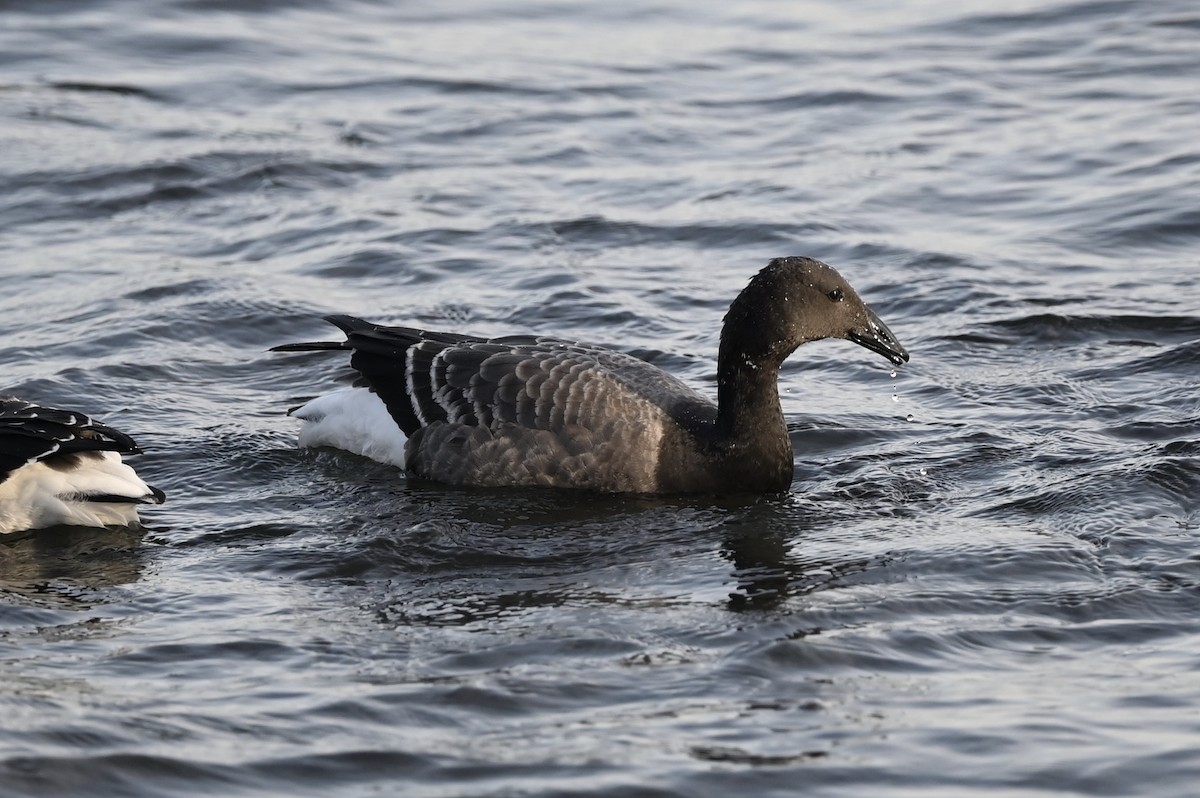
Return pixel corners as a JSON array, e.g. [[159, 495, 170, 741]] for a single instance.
[[849, 306, 910, 365]]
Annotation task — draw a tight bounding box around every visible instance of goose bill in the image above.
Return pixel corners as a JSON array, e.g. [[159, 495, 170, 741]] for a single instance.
[[848, 308, 910, 365]]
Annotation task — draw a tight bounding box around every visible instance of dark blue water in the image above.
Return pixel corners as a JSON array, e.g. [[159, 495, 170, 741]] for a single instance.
[[2, 1, 1199, 796]]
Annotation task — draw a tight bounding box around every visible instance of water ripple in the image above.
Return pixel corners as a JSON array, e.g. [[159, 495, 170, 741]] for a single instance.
[[4, 0, 1200, 796]]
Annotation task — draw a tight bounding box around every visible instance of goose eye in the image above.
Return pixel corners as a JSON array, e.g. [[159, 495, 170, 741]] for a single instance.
[[827, 288, 844, 302]]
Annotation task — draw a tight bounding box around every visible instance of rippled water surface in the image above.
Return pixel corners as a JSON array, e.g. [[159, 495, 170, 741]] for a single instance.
[[3, 0, 1200, 795]]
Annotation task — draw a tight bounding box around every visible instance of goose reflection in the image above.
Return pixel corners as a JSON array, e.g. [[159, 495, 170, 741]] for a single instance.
[[330, 486, 878, 626], [0, 525, 148, 608], [719, 522, 876, 612]]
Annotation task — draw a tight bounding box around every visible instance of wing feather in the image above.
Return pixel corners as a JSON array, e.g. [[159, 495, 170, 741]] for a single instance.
[[288, 316, 718, 441], [0, 396, 141, 485]]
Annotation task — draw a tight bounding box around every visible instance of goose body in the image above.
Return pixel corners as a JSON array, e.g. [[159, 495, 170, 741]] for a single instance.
[[274, 257, 910, 494], [0, 396, 165, 535]]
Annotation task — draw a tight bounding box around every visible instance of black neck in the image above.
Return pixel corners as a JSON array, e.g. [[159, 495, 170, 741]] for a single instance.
[[714, 341, 793, 490]]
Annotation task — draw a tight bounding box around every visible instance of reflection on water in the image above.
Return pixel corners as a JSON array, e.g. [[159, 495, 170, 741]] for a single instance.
[[348, 487, 893, 624], [721, 528, 879, 612], [0, 526, 147, 611]]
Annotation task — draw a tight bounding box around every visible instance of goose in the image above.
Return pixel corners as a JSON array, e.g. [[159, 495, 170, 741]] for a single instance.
[[272, 257, 910, 493], [0, 396, 165, 534]]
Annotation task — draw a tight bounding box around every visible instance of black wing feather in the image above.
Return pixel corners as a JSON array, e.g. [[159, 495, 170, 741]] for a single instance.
[[273, 315, 719, 442], [0, 396, 140, 484]]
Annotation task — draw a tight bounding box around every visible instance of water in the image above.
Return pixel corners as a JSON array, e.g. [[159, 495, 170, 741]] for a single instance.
[[2, 0, 1199, 795]]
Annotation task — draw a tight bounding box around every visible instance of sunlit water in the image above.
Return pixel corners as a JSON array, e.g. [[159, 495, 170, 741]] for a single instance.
[[2, 1, 1199, 796]]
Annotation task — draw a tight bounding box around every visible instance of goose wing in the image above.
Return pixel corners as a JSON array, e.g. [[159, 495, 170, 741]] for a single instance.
[[276, 315, 717, 437], [0, 395, 140, 484]]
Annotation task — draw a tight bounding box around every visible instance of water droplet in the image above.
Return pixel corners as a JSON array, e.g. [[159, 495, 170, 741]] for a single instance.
[[920, 468, 927, 476], [891, 393, 899, 402], [889, 368, 897, 378], [906, 413, 915, 422]]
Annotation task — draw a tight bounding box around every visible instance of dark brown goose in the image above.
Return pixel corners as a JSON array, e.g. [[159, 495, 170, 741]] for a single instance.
[[0, 396, 165, 534], [272, 257, 910, 493]]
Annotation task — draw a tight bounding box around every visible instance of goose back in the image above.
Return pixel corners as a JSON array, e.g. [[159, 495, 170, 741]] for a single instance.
[[316, 316, 721, 491]]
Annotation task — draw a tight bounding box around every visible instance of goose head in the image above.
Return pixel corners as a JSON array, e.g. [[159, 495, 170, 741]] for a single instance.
[[721, 256, 910, 371]]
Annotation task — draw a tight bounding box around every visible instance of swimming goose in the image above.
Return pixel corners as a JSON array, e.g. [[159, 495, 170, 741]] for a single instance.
[[273, 257, 910, 493], [0, 396, 165, 534]]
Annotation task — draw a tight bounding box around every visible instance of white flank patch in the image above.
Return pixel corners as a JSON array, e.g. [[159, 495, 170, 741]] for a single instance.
[[291, 387, 408, 468], [0, 451, 161, 535]]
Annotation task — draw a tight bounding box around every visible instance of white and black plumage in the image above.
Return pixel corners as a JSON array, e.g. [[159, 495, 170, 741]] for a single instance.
[[272, 257, 910, 494], [0, 396, 165, 535]]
